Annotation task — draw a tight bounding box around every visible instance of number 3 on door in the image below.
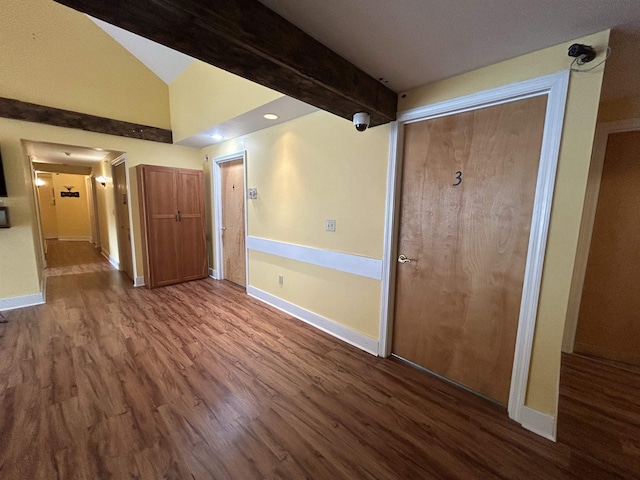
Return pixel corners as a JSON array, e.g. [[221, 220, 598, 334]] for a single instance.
[[453, 171, 462, 186]]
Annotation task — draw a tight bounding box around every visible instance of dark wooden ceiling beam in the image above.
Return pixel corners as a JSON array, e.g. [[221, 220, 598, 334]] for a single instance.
[[0, 97, 173, 143], [54, 0, 398, 127]]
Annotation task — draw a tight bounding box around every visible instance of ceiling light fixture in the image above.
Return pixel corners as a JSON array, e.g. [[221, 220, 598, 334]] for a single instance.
[[263, 113, 279, 120], [210, 134, 224, 141]]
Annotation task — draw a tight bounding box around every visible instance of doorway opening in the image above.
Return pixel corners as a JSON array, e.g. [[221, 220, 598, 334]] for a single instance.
[[564, 118, 640, 367], [112, 155, 134, 281], [212, 151, 248, 288], [25, 140, 131, 282]]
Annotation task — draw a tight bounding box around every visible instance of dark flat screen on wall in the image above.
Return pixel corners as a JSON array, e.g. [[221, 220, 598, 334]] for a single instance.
[[0, 148, 7, 197]]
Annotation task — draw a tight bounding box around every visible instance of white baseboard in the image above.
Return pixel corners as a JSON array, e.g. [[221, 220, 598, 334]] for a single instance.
[[0, 291, 46, 312], [101, 249, 119, 269], [247, 286, 379, 355], [134, 276, 145, 287], [209, 268, 218, 279], [58, 236, 92, 242], [520, 405, 556, 442]]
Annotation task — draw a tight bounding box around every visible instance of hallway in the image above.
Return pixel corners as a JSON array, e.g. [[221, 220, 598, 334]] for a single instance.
[[0, 241, 638, 479]]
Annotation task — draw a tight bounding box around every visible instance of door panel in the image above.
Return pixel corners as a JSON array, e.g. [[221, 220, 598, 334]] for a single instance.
[[144, 168, 180, 286], [575, 130, 640, 365], [177, 169, 207, 281], [221, 160, 246, 287], [392, 96, 547, 405]]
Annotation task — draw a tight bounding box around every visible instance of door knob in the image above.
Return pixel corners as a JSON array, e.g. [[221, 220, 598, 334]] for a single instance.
[[397, 254, 412, 264]]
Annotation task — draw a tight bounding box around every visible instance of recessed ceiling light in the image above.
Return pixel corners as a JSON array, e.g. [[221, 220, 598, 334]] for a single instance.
[[210, 134, 224, 141], [263, 113, 279, 120]]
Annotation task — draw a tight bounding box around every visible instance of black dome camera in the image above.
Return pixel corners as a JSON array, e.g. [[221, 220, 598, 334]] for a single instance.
[[568, 43, 596, 63]]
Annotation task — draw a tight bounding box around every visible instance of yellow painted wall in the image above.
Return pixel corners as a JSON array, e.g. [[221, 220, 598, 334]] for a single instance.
[[400, 30, 610, 417], [1, 0, 171, 129], [0, 118, 201, 300], [203, 111, 390, 337], [169, 61, 282, 142], [36, 174, 58, 238], [205, 111, 390, 257], [51, 173, 91, 240], [0, 140, 41, 299]]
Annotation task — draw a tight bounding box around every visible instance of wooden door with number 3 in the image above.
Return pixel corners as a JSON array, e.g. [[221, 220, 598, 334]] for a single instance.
[[392, 96, 548, 405]]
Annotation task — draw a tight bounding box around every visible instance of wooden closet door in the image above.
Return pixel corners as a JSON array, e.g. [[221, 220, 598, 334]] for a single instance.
[[142, 166, 180, 287], [176, 169, 208, 281]]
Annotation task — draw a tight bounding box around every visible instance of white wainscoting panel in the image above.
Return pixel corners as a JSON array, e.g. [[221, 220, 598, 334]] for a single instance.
[[58, 236, 92, 242], [246, 236, 383, 280]]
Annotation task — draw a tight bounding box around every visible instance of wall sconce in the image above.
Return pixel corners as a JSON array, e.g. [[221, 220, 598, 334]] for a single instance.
[[96, 176, 106, 187], [35, 178, 46, 187]]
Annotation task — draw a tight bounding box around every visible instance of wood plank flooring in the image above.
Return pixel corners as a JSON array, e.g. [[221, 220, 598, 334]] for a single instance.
[[0, 240, 639, 479]]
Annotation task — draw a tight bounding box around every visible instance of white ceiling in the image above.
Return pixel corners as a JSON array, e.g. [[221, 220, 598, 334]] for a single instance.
[[259, 0, 640, 92], [88, 17, 195, 84], [176, 96, 320, 148], [25, 141, 120, 167]]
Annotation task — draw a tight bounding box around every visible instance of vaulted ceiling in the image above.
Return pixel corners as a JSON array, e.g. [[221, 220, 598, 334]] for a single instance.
[[53, 0, 640, 155], [90, 0, 640, 95]]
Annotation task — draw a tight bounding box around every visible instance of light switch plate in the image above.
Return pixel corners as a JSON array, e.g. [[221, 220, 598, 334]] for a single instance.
[[326, 219, 336, 232]]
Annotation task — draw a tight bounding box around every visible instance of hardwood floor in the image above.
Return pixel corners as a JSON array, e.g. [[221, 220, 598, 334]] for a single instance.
[[0, 241, 639, 479]]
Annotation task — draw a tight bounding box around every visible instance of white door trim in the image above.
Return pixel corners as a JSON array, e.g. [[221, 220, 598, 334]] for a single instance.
[[562, 117, 640, 353], [380, 70, 570, 433], [212, 151, 248, 287], [110, 154, 136, 284]]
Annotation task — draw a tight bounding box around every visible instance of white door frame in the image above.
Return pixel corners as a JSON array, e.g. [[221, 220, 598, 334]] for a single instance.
[[379, 70, 570, 432], [85, 175, 98, 245], [562, 117, 640, 353], [110, 154, 138, 285], [212, 151, 248, 287], [29, 164, 47, 268], [90, 174, 101, 250]]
